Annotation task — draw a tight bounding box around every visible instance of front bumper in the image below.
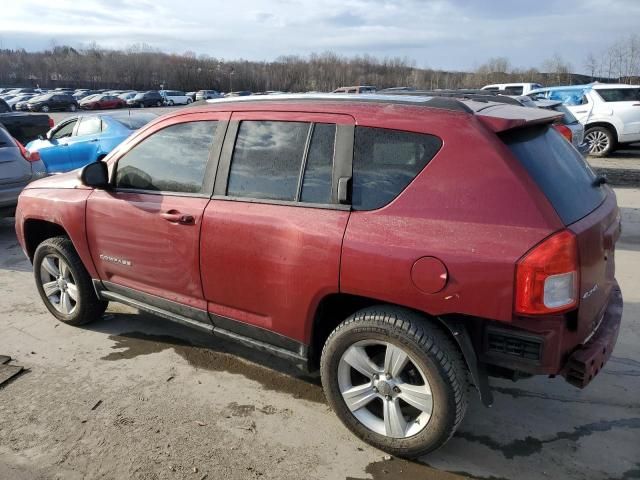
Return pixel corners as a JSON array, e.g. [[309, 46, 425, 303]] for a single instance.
[[562, 284, 623, 388]]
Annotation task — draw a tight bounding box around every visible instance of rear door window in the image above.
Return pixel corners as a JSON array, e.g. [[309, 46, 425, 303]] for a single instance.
[[503, 125, 605, 225], [300, 123, 336, 204], [595, 88, 640, 102], [352, 127, 442, 210]]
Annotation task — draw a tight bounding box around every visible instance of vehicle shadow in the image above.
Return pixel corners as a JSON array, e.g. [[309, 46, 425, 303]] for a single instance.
[[0, 218, 32, 273]]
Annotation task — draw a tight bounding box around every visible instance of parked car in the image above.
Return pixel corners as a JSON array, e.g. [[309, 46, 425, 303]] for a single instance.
[[223, 91, 252, 97], [186, 91, 197, 101], [118, 92, 138, 101], [26, 112, 157, 173], [27, 93, 79, 113], [332, 85, 377, 94], [80, 94, 126, 110], [528, 83, 640, 156], [532, 99, 587, 154], [15, 94, 622, 458], [481, 83, 543, 95], [0, 125, 46, 216], [5, 94, 38, 110], [381, 89, 588, 154], [126, 91, 164, 108], [5, 87, 40, 96], [73, 90, 99, 100], [160, 90, 193, 105], [0, 98, 54, 144], [195, 90, 223, 101]]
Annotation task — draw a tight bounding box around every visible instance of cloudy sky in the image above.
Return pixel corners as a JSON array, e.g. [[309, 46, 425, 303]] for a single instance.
[[1, 0, 638, 72]]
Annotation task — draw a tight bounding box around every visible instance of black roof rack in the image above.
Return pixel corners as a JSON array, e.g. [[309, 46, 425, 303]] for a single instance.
[[204, 93, 474, 114], [380, 89, 523, 106]]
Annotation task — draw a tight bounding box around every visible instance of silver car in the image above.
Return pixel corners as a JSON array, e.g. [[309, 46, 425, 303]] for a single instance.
[[0, 125, 47, 216]]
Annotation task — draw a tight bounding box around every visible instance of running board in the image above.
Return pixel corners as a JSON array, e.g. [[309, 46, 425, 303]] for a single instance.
[[99, 290, 307, 364]]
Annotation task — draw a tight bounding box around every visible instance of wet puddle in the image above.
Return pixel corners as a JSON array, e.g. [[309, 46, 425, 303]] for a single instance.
[[347, 458, 468, 480], [101, 331, 326, 404]]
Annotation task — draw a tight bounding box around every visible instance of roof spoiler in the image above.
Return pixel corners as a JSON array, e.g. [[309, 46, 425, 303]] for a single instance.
[[474, 103, 564, 133]]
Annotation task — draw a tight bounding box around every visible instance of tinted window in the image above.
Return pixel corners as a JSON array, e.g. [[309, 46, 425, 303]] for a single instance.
[[76, 116, 102, 136], [300, 123, 336, 204], [0, 126, 14, 145], [228, 121, 309, 201], [503, 125, 605, 225], [52, 120, 77, 139], [116, 121, 217, 193], [0, 100, 9, 113], [352, 127, 442, 210], [503, 86, 524, 95], [596, 88, 640, 102]]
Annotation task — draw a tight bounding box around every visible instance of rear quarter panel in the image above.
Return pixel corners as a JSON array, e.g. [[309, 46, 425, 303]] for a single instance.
[[341, 108, 564, 322]]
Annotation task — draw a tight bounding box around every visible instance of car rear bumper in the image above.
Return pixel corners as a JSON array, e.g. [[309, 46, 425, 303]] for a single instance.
[[562, 282, 623, 388]]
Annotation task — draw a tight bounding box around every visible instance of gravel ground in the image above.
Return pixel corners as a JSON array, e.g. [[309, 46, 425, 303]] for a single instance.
[[0, 188, 639, 479]]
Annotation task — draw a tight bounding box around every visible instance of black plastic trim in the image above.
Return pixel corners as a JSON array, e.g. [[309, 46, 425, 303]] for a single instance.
[[210, 195, 350, 211]]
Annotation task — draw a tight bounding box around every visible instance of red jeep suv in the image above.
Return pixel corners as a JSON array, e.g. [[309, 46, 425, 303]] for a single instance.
[[15, 94, 623, 457]]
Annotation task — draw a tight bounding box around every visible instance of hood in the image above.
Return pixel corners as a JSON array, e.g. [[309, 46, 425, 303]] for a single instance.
[[24, 169, 90, 190]]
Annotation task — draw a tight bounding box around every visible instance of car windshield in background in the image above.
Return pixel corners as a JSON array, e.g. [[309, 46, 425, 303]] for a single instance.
[[596, 88, 640, 102], [110, 112, 157, 129], [29, 94, 51, 102]]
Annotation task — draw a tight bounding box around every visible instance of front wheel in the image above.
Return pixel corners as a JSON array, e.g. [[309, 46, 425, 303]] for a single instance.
[[156, 101, 162, 107], [41, 105, 50, 113], [585, 126, 616, 157], [186, 98, 193, 104], [33, 237, 107, 326], [68, 104, 77, 112], [320, 306, 468, 458]]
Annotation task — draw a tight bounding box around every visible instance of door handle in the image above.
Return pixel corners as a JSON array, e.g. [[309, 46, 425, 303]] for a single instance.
[[89, 138, 99, 142], [161, 210, 195, 225], [575, 110, 588, 113]]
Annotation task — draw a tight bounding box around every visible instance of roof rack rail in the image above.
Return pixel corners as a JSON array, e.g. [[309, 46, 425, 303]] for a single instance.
[[205, 93, 474, 114]]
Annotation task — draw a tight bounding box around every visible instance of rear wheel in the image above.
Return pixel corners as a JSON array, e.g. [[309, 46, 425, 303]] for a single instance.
[[585, 126, 615, 157], [68, 104, 77, 112], [156, 101, 162, 107], [33, 237, 107, 326], [320, 306, 468, 458], [41, 105, 50, 113]]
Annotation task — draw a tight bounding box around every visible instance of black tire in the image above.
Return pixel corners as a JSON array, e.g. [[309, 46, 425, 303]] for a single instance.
[[585, 126, 616, 157], [41, 105, 50, 113], [33, 236, 107, 326], [68, 104, 77, 112], [320, 306, 468, 458], [156, 101, 162, 107]]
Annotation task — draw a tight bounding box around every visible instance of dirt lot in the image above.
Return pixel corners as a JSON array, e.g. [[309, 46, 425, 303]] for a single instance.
[[0, 186, 639, 479]]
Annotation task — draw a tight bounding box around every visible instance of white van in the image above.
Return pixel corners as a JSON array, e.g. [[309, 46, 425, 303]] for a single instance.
[[481, 83, 543, 95]]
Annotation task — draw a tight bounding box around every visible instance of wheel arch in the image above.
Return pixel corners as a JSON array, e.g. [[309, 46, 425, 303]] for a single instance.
[[585, 121, 619, 142], [307, 293, 491, 405], [23, 219, 70, 261]]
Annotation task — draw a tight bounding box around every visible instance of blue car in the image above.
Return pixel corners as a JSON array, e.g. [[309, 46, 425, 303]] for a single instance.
[[26, 112, 157, 173]]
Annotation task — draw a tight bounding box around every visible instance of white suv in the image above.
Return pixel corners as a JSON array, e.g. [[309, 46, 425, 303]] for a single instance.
[[481, 83, 543, 95], [160, 90, 193, 106], [528, 83, 640, 156]]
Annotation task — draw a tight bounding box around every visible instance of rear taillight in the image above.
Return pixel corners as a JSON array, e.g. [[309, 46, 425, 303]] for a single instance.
[[515, 230, 579, 315], [48, 118, 55, 128], [553, 124, 573, 143], [15, 140, 40, 162]]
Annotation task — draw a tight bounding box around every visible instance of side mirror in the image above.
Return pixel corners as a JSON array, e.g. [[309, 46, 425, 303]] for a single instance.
[[79, 161, 109, 188]]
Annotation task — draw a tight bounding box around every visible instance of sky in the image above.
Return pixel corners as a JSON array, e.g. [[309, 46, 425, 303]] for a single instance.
[[1, 0, 638, 73]]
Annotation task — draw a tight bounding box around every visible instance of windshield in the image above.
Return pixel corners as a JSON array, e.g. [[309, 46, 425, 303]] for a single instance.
[[29, 94, 51, 102], [110, 112, 157, 129], [595, 88, 640, 102]]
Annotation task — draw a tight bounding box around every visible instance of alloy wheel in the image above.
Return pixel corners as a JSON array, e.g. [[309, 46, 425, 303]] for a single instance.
[[39, 254, 78, 315], [337, 340, 433, 438], [585, 130, 610, 155]]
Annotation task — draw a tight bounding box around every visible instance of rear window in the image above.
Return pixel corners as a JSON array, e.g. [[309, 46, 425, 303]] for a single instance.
[[111, 113, 157, 130], [503, 126, 605, 225], [596, 88, 640, 102], [352, 127, 442, 210]]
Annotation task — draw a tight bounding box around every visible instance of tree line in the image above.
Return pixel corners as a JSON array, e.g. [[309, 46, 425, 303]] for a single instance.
[[0, 35, 638, 93]]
